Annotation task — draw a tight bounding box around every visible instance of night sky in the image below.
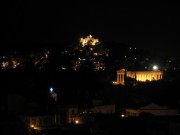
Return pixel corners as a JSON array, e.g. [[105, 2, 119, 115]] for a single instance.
[[7, 1, 180, 58]]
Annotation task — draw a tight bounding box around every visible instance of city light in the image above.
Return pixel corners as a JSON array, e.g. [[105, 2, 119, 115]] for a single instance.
[[112, 81, 118, 85], [75, 120, 79, 124], [50, 87, 54, 93], [153, 65, 158, 70], [80, 35, 100, 47], [49, 87, 58, 101], [31, 124, 34, 128]]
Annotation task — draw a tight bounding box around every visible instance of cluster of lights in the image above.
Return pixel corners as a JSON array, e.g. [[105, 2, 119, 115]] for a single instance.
[[112, 81, 118, 85], [45, 51, 49, 59], [1, 59, 21, 69], [80, 35, 100, 47], [72, 60, 81, 71], [30, 124, 40, 130], [94, 62, 105, 71], [60, 34, 108, 71], [1, 61, 9, 69], [0, 50, 50, 70], [12, 59, 21, 68]]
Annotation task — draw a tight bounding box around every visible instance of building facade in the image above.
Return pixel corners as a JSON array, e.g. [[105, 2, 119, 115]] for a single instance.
[[121, 103, 179, 117], [23, 104, 116, 129], [117, 69, 163, 85]]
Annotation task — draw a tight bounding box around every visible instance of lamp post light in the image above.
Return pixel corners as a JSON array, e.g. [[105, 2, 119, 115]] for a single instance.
[[49, 87, 58, 125], [49, 87, 57, 101], [50, 87, 54, 93]]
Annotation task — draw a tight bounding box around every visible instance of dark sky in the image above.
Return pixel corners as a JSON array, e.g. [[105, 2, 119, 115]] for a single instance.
[[7, 1, 180, 58]]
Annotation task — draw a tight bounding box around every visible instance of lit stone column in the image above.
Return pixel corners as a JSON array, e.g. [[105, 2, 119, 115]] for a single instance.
[[141, 74, 143, 81], [119, 74, 121, 84], [131, 73, 133, 78], [143, 74, 145, 81], [118, 74, 124, 84], [139, 74, 140, 81], [144, 74, 146, 81], [122, 74, 124, 84], [117, 74, 119, 84]]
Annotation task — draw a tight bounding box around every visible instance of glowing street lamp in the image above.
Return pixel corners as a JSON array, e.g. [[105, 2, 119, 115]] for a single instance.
[[50, 87, 54, 93]]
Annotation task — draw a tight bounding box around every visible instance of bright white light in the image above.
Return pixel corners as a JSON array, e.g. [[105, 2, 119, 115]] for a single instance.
[[153, 65, 158, 70], [50, 87, 53, 93], [61, 67, 66, 70], [112, 81, 118, 85]]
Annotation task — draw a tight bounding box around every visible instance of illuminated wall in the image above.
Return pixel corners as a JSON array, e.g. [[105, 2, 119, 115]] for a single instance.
[[117, 69, 163, 85]]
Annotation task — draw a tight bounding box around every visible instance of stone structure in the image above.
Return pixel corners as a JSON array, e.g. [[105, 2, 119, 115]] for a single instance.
[[121, 103, 179, 117], [117, 69, 163, 85]]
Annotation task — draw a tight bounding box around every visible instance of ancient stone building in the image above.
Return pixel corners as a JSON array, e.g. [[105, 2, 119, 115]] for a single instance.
[[117, 69, 163, 85]]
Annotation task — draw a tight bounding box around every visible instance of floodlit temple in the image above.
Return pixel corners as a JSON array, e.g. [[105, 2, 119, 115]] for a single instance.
[[117, 69, 163, 85]]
